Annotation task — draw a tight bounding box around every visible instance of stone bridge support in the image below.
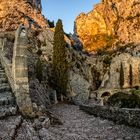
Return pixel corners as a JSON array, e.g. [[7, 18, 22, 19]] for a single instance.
[[12, 25, 34, 117]]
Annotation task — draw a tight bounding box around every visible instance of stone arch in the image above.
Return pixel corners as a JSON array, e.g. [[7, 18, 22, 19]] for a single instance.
[[101, 91, 111, 98]]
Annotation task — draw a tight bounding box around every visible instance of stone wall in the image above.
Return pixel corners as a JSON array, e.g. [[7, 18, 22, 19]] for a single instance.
[[12, 25, 34, 117], [100, 53, 140, 90], [80, 105, 140, 128], [0, 26, 35, 117]]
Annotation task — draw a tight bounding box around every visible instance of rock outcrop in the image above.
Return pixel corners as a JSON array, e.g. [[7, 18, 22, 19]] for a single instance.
[[75, 0, 140, 52], [0, 0, 48, 31]]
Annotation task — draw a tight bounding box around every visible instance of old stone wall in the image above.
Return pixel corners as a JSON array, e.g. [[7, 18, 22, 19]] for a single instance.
[[80, 105, 140, 128], [101, 53, 140, 90], [12, 25, 34, 117]]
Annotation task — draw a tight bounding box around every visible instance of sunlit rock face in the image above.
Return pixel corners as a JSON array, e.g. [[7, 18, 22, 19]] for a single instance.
[[75, 0, 140, 52], [0, 0, 48, 31], [27, 0, 42, 11]]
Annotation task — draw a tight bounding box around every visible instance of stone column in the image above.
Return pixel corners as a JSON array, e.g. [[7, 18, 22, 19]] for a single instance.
[[12, 25, 34, 117]]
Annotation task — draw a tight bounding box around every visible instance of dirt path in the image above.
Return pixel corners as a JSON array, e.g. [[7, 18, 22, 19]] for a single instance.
[[45, 104, 140, 140]]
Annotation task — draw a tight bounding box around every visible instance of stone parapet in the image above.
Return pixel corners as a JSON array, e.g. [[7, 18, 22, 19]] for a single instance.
[[80, 105, 140, 128], [12, 25, 34, 117]]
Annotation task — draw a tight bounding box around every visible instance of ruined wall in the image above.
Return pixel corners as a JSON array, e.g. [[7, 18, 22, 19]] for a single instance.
[[100, 53, 140, 90]]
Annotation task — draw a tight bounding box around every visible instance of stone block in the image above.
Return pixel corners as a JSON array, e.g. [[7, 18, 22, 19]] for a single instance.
[[15, 68, 28, 78], [16, 47, 27, 56], [15, 56, 27, 68]]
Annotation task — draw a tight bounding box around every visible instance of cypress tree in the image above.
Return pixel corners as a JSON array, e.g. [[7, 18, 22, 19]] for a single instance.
[[129, 64, 133, 87], [120, 62, 124, 88], [36, 58, 43, 83], [52, 19, 68, 99]]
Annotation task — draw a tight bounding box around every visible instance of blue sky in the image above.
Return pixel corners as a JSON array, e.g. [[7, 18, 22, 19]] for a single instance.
[[42, 0, 100, 33]]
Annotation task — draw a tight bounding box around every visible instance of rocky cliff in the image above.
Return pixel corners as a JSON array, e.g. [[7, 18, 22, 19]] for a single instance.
[[75, 0, 140, 52], [0, 0, 48, 31]]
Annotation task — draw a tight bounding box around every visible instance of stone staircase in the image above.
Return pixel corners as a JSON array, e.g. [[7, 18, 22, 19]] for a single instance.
[[0, 64, 17, 118]]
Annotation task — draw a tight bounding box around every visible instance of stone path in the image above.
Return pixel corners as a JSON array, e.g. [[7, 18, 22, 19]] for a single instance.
[[44, 104, 140, 140], [0, 64, 17, 118], [0, 103, 140, 140]]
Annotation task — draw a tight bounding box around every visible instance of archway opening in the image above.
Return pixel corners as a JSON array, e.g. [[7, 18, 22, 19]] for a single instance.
[[101, 92, 111, 98]]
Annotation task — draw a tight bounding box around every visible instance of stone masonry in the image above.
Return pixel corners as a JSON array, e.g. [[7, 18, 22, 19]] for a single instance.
[[12, 25, 34, 117]]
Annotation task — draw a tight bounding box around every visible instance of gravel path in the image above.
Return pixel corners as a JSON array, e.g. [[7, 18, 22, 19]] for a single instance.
[[45, 104, 140, 140]]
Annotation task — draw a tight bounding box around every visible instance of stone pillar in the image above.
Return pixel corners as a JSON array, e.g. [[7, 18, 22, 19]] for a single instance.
[[12, 25, 34, 117]]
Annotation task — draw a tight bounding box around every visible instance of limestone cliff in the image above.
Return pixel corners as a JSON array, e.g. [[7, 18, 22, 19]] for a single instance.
[[75, 0, 140, 52], [0, 0, 49, 31]]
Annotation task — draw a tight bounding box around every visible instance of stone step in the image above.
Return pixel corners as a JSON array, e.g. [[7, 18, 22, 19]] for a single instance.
[[0, 96, 15, 106], [0, 84, 11, 93], [0, 69, 4, 73], [0, 78, 8, 84], [0, 63, 17, 117], [0, 73, 6, 78], [0, 91, 13, 96], [0, 105, 17, 118], [0, 68, 4, 71]]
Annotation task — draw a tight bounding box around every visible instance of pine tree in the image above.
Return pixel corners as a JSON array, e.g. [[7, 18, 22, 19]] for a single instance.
[[120, 62, 124, 88], [52, 19, 68, 99], [129, 64, 133, 87]]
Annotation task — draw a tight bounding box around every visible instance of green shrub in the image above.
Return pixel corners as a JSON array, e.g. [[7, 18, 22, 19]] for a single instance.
[[35, 58, 43, 83], [131, 89, 140, 95], [107, 92, 140, 108]]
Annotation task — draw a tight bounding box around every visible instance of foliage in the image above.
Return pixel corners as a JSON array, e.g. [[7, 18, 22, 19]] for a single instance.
[[126, 13, 140, 20], [116, 42, 135, 52], [103, 55, 112, 66], [47, 20, 55, 28], [120, 63, 124, 89], [107, 92, 140, 108], [95, 34, 116, 55], [131, 89, 140, 96], [36, 49, 42, 56], [129, 64, 133, 87], [52, 19, 68, 98], [91, 67, 101, 89], [36, 58, 43, 83]]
